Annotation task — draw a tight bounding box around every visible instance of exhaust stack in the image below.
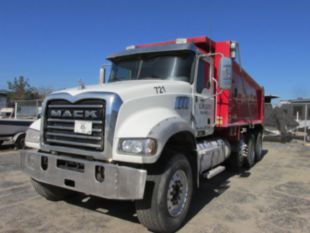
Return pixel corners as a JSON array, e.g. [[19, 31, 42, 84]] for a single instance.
[[99, 66, 106, 86]]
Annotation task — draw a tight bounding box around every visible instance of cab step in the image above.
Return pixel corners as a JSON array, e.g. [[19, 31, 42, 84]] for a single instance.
[[203, 166, 226, 179]]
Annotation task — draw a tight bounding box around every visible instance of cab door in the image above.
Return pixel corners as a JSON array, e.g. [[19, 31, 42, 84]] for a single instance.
[[193, 56, 215, 136]]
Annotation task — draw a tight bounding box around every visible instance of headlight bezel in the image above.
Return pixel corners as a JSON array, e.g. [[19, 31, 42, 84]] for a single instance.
[[118, 138, 157, 156]]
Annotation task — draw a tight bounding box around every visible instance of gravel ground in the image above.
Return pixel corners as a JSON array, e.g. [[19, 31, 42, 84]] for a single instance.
[[0, 141, 309, 233]]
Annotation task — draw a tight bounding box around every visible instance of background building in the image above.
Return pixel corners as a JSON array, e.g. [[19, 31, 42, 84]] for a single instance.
[[280, 98, 310, 122]]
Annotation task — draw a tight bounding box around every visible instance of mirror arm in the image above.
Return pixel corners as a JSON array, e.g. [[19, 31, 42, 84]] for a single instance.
[[210, 77, 224, 127], [212, 77, 223, 97], [199, 52, 225, 59], [201, 52, 227, 90]]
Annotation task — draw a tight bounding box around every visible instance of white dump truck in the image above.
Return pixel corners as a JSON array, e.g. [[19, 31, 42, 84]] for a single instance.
[[21, 36, 264, 233]]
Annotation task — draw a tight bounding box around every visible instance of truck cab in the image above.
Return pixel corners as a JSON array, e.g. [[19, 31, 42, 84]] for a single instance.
[[22, 36, 264, 233]]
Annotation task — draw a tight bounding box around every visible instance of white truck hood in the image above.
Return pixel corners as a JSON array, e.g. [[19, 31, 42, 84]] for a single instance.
[[53, 80, 192, 102]]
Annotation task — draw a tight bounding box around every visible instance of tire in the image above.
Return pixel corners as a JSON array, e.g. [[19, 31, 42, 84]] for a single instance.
[[255, 132, 263, 161], [15, 134, 25, 149], [228, 136, 247, 172], [244, 134, 255, 168], [135, 152, 193, 233], [31, 179, 76, 201]]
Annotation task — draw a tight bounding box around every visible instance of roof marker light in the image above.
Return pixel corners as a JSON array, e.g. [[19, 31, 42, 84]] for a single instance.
[[230, 41, 237, 49], [230, 41, 237, 58], [176, 38, 187, 44], [126, 45, 136, 50]]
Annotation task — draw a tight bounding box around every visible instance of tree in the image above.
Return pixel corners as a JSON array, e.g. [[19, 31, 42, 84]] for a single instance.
[[37, 87, 54, 99], [7, 76, 40, 100]]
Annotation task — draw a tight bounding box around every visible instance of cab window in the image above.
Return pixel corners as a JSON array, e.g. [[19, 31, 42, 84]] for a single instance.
[[196, 60, 205, 93], [196, 60, 211, 93]]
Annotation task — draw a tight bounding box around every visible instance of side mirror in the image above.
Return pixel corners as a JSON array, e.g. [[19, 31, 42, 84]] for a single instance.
[[99, 66, 106, 85], [219, 57, 233, 90]]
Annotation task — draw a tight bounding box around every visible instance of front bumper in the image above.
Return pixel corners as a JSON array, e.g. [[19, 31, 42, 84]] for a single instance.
[[20, 150, 147, 200]]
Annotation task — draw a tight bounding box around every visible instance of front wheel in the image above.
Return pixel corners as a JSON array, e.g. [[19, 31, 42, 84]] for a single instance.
[[135, 152, 193, 233]]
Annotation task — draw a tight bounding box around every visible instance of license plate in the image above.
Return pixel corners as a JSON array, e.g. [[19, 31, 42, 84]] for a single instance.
[[74, 120, 93, 135]]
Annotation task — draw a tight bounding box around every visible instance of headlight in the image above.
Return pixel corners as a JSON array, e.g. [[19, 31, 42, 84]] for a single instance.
[[25, 128, 40, 145], [119, 138, 157, 155]]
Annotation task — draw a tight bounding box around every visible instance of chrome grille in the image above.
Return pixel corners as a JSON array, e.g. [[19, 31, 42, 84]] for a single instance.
[[44, 99, 105, 151]]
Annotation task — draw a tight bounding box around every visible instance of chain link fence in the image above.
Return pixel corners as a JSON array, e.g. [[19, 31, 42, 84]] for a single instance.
[[14, 99, 43, 119]]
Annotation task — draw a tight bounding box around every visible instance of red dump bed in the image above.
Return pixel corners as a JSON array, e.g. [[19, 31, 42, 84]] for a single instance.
[[213, 41, 264, 128]]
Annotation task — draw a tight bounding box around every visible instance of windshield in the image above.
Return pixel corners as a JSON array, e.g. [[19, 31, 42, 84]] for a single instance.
[[108, 53, 194, 83]]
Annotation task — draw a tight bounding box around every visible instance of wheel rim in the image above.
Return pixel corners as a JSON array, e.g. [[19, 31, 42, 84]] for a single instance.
[[240, 139, 247, 161], [167, 169, 189, 217]]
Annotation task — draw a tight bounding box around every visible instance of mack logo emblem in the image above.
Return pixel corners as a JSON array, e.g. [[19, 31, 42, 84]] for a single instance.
[[50, 109, 98, 119]]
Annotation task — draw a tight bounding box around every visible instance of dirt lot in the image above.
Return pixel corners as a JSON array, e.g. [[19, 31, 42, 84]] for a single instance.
[[0, 142, 309, 233]]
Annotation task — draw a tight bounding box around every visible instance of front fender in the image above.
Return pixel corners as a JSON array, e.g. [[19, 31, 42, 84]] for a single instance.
[[148, 116, 195, 155], [113, 95, 194, 163]]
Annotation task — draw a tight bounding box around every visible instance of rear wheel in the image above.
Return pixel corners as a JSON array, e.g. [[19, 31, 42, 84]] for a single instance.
[[255, 132, 263, 161], [244, 134, 255, 168], [228, 136, 247, 172], [135, 152, 193, 233], [31, 179, 76, 201]]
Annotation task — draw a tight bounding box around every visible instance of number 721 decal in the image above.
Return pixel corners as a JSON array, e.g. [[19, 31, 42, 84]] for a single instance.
[[154, 86, 166, 94]]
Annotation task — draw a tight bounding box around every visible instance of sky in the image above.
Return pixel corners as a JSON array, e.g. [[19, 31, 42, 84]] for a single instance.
[[0, 0, 309, 100]]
